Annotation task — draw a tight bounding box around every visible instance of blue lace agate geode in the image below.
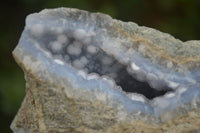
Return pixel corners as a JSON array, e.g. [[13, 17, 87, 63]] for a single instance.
[[11, 8, 200, 133]]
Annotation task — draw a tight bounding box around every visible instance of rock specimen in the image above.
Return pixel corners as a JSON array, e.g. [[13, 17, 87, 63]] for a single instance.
[[11, 8, 200, 133]]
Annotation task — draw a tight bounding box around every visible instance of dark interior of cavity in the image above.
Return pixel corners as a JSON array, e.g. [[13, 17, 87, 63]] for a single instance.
[[37, 31, 172, 100]]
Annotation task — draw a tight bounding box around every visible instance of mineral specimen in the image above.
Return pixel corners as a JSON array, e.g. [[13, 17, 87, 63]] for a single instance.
[[11, 8, 200, 133]]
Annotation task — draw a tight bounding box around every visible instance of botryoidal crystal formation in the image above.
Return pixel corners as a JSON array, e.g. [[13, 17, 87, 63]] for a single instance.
[[11, 8, 200, 133]]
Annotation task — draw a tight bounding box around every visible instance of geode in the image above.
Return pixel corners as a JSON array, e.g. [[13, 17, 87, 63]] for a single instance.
[[11, 8, 200, 133]]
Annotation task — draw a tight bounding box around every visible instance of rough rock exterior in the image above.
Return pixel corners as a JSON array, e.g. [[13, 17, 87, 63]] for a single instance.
[[11, 8, 200, 133]]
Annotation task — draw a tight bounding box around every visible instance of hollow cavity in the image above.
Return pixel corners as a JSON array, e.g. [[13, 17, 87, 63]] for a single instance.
[[36, 30, 172, 100]]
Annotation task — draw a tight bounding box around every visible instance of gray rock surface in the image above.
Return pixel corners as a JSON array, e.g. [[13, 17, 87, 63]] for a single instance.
[[11, 8, 200, 133]]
